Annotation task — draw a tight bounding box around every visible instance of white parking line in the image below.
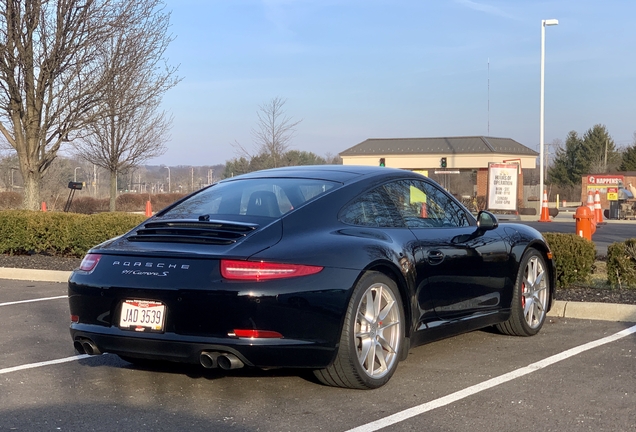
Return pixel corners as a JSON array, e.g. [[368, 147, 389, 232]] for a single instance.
[[0, 295, 67, 307], [0, 354, 92, 375], [347, 324, 636, 432]]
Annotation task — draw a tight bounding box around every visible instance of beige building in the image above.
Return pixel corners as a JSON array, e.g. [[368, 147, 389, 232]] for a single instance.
[[340, 136, 538, 203], [339, 136, 537, 170]]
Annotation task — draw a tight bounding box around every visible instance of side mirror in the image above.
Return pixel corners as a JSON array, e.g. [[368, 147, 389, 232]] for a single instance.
[[477, 211, 499, 231]]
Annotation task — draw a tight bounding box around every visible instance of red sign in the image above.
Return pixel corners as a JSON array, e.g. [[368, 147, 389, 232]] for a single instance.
[[587, 175, 623, 185]]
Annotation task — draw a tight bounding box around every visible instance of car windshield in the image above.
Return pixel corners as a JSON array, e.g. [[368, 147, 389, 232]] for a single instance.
[[159, 178, 340, 219]]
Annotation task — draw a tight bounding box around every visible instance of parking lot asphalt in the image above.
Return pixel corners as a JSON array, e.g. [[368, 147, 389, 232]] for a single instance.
[[2, 271, 635, 431], [1, 279, 634, 432], [1, 267, 635, 323]]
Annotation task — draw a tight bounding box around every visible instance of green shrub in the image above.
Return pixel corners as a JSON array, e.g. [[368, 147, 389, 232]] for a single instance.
[[543, 233, 596, 288], [606, 239, 636, 288], [0, 210, 146, 257]]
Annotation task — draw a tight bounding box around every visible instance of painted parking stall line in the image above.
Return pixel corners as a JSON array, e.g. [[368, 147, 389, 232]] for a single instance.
[[0, 354, 92, 375], [0, 295, 67, 307], [347, 324, 636, 432]]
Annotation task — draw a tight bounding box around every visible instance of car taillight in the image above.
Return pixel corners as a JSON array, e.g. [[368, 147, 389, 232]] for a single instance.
[[220, 260, 323, 281], [231, 329, 283, 338], [79, 254, 101, 272]]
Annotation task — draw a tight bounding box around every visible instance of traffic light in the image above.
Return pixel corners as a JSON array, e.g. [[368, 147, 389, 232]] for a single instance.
[[379, 158, 386, 167], [440, 157, 447, 168]]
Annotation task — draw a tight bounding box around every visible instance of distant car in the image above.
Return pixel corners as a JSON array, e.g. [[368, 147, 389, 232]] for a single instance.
[[68, 165, 555, 389]]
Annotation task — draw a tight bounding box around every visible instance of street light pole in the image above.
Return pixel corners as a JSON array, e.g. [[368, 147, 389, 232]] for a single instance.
[[74, 166, 81, 182], [10, 167, 18, 189], [163, 166, 171, 193], [539, 18, 558, 204]]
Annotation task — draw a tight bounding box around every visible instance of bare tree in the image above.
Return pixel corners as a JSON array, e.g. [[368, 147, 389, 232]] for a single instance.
[[74, 0, 179, 211], [234, 97, 302, 168], [0, 0, 133, 210]]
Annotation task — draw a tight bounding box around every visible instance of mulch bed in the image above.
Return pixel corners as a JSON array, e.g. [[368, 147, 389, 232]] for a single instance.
[[0, 254, 82, 272], [0, 254, 635, 305], [555, 285, 636, 305]]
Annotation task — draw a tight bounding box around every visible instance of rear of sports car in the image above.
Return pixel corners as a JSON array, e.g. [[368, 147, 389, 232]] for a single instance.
[[68, 173, 362, 370]]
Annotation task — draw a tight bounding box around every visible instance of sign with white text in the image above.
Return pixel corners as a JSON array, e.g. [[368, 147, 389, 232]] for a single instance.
[[587, 175, 623, 185], [487, 163, 518, 211]]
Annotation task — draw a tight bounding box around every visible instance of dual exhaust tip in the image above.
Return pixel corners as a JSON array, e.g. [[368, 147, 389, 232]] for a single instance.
[[200, 351, 244, 370], [74, 339, 244, 371], [74, 338, 101, 356]]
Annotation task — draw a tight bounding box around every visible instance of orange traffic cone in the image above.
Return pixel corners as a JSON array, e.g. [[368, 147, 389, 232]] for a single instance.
[[145, 200, 153, 217], [586, 190, 596, 224], [41, 202, 47, 212], [538, 190, 551, 222], [594, 189, 604, 224]]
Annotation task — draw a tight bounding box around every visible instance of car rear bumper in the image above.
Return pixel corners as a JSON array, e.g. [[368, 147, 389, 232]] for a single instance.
[[68, 264, 361, 368], [70, 324, 337, 368]]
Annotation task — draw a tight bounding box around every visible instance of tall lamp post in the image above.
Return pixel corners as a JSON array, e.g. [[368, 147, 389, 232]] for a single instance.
[[163, 166, 171, 193], [10, 167, 18, 189], [74, 167, 81, 182], [539, 18, 558, 204]]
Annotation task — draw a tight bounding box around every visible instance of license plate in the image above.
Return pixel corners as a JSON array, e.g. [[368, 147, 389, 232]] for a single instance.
[[119, 300, 166, 332]]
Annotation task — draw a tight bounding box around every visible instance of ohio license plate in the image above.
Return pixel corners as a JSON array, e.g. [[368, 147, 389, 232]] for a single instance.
[[119, 300, 165, 332]]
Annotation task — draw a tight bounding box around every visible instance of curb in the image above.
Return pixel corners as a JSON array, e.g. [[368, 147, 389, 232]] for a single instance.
[[1, 268, 635, 323], [0, 267, 70, 283], [548, 300, 636, 322]]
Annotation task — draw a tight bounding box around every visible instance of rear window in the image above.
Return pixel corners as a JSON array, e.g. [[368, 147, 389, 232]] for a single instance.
[[159, 178, 339, 219]]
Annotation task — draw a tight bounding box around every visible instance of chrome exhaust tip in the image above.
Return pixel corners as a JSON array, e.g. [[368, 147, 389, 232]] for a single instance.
[[217, 353, 244, 370], [80, 339, 101, 355], [73, 340, 86, 354], [199, 351, 221, 369]]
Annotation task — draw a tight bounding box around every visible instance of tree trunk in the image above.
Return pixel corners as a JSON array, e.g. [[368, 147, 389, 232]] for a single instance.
[[23, 171, 41, 211], [109, 170, 117, 212]]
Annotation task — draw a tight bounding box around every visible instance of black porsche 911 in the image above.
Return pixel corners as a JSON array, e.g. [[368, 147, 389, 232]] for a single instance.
[[68, 165, 555, 389]]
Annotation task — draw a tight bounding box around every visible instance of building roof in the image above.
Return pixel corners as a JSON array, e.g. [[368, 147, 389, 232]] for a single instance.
[[339, 136, 538, 157]]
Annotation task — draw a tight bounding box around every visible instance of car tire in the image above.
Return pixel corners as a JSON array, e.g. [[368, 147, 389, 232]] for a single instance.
[[314, 271, 404, 389], [496, 249, 550, 336]]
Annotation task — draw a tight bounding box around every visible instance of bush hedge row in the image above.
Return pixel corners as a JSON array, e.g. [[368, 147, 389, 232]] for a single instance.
[[607, 239, 636, 288], [70, 193, 186, 213], [0, 192, 23, 210], [0, 191, 187, 213], [0, 210, 147, 257], [542, 233, 596, 288]]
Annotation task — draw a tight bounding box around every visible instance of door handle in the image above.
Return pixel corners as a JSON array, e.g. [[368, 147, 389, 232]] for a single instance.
[[427, 250, 444, 265]]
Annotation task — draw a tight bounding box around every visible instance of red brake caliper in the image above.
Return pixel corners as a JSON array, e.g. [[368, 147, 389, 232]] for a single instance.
[[521, 282, 526, 308]]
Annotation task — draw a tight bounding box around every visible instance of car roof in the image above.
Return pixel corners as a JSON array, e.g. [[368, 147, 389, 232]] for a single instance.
[[223, 165, 418, 184]]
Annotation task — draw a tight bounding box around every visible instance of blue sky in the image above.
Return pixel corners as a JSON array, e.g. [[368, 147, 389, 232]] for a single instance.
[[156, 0, 636, 166]]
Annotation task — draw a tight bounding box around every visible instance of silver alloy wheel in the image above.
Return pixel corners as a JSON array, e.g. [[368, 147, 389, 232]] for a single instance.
[[354, 282, 401, 379], [522, 255, 548, 329]]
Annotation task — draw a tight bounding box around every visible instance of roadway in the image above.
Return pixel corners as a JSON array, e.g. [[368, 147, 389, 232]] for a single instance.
[[506, 212, 636, 256]]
